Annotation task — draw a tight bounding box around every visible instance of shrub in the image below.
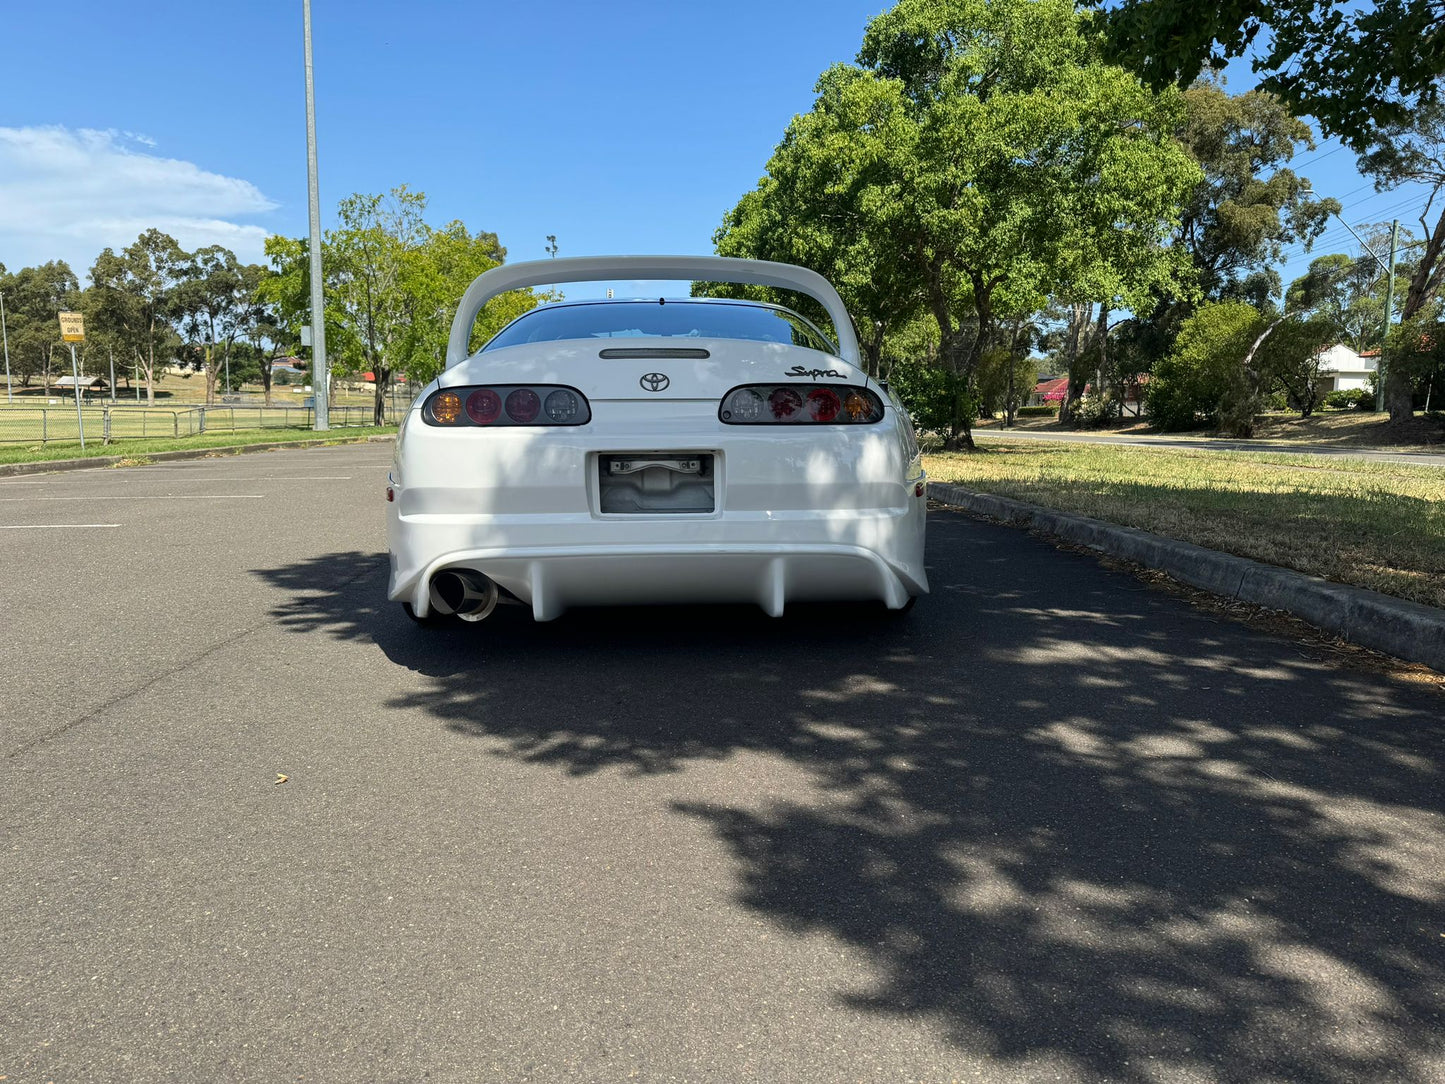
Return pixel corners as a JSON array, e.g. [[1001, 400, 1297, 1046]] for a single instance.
[[1016, 404, 1059, 417], [1148, 302, 1265, 430], [1322, 388, 1370, 410], [1073, 390, 1121, 429], [887, 358, 977, 446]]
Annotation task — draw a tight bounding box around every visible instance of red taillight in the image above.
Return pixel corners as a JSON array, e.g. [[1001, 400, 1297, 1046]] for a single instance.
[[806, 387, 842, 422], [720, 384, 884, 425], [768, 387, 803, 420], [423, 385, 590, 427], [505, 388, 541, 423], [466, 388, 502, 425]]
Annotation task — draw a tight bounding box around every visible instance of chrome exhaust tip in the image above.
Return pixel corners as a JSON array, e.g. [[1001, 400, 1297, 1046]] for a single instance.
[[428, 569, 499, 623]]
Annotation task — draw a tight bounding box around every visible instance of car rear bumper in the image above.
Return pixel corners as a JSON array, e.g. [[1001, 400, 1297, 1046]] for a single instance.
[[387, 509, 928, 620]]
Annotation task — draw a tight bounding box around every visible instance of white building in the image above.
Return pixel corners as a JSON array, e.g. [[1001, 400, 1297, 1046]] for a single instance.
[[1316, 344, 1377, 393]]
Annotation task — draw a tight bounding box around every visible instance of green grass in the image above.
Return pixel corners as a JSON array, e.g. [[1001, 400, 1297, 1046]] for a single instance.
[[0, 402, 389, 443], [925, 440, 1445, 610], [2, 378, 406, 409], [0, 426, 396, 466]]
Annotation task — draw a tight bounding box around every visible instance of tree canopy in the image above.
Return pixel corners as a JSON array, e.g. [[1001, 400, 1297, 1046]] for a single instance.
[[715, 0, 1200, 446], [1092, 0, 1445, 153]]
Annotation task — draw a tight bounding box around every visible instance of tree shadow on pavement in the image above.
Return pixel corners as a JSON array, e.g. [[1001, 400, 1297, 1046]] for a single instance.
[[255, 510, 1445, 1082]]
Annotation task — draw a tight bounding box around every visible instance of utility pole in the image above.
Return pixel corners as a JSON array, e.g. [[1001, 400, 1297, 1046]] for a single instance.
[[0, 291, 11, 404], [303, 0, 330, 430], [1378, 220, 1399, 412]]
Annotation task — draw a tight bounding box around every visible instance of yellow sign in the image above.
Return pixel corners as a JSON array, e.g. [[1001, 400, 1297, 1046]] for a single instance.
[[58, 311, 85, 342]]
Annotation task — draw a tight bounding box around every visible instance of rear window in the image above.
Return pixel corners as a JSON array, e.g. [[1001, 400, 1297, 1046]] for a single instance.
[[483, 301, 835, 354]]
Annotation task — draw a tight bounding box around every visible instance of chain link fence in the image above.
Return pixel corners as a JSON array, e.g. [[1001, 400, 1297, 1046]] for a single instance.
[[0, 391, 417, 445]]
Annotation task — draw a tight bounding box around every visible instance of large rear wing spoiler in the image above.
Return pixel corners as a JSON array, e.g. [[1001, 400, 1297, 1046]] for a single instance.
[[445, 255, 860, 369]]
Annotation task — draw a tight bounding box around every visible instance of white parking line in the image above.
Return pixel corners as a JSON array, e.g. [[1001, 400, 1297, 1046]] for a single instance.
[[0, 495, 263, 502], [0, 523, 120, 529]]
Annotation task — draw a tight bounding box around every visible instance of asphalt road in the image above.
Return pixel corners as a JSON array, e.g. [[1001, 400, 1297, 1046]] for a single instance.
[[2, 444, 1442, 1083], [974, 426, 1445, 465]]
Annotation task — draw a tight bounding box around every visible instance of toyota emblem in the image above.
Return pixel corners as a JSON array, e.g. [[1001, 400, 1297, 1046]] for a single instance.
[[639, 372, 670, 392]]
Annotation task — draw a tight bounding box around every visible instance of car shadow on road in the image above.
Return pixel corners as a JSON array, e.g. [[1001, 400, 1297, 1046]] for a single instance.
[[254, 510, 1445, 1083]]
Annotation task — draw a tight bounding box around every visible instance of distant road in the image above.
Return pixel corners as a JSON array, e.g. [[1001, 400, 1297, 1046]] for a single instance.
[[974, 426, 1445, 465]]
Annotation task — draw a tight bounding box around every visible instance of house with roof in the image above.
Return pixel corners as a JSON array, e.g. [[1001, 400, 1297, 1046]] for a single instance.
[[1316, 344, 1377, 393]]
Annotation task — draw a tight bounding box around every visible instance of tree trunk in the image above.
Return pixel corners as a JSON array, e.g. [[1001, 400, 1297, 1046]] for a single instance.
[[203, 343, 218, 406], [1224, 318, 1285, 438], [1384, 367, 1415, 422], [145, 338, 156, 405], [863, 324, 884, 381], [1059, 301, 1092, 424], [1386, 205, 1445, 422], [373, 367, 388, 426], [1095, 306, 1110, 419], [1005, 356, 1015, 428]]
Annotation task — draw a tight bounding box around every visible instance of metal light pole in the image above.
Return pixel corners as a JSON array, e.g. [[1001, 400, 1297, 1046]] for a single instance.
[[109, 345, 116, 403], [303, 0, 330, 430], [0, 291, 11, 403]]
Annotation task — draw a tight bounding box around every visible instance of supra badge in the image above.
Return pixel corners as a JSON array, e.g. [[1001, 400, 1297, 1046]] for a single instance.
[[639, 372, 670, 392]]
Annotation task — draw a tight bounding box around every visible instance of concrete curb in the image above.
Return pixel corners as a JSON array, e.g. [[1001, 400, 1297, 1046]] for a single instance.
[[928, 482, 1445, 674], [0, 434, 396, 478]]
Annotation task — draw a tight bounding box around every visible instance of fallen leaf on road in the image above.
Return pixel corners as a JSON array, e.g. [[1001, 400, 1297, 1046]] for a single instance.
[[275, 773, 289, 785]]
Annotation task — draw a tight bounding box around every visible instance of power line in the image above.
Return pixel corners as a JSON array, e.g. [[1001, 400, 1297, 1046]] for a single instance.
[[1291, 144, 1347, 171]]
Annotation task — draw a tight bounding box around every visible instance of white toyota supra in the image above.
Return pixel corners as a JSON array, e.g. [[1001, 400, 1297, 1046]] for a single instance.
[[386, 255, 928, 624]]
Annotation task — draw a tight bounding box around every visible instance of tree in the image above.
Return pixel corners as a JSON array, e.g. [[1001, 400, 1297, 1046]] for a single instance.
[[1358, 97, 1445, 420], [77, 285, 128, 396], [175, 245, 246, 404], [1173, 83, 1337, 304], [1097, 82, 1338, 417], [328, 187, 429, 425], [393, 218, 520, 390], [89, 230, 186, 404], [1256, 315, 1338, 419], [265, 189, 531, 423], [241, 264, 286, 406], [1147, 300, 1263, 430], [715, 0, 1199, 449], [1, 262, 81, 393], [258, 234, 359, 387], [1285, 251, 1386, 353], [1091, 0, 1445, 154], [709, 65, 926, 377]]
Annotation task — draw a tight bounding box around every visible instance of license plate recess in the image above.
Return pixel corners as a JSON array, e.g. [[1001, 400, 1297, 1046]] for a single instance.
[[598, 452, 715, 514]]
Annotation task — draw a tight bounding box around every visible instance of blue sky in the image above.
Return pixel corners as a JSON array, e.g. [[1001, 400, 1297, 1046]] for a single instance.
[[0, 0, 1429, 295]]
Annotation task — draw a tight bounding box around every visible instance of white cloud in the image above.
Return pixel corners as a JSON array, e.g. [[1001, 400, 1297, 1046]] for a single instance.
[[0, 126, 278, 276]]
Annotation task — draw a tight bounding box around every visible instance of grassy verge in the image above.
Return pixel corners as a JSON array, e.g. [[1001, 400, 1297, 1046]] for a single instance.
[[0, 426, 396, 466], [925, 440, 1445, 611], [973, 410, 1445, 450]]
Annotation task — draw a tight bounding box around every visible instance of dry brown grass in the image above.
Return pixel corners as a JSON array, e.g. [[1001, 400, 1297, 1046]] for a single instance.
[[975, 410, 1445, 451]]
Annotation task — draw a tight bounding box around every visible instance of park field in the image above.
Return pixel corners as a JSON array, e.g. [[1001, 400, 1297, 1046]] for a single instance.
[[924, 440, 1445, 611], [0, 426, 397, 466]]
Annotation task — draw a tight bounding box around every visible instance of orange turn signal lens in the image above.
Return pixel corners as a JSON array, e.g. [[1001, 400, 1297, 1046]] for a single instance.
[[432, 391, 463, 424], [844, 391, 871, 420]]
